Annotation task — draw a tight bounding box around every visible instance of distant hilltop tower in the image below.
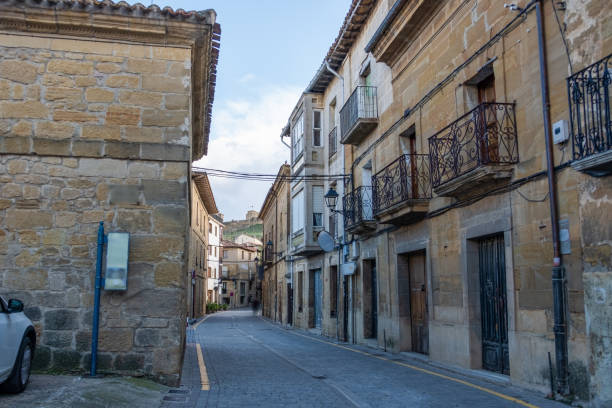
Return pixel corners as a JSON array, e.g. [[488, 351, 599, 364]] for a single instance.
[[246, 210, 259, 223]]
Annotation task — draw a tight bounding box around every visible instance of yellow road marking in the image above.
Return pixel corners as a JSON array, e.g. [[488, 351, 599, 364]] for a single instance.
[[196, 343, 210, 390], [287, 331, 539, 408], [191, 314, 210, 330]]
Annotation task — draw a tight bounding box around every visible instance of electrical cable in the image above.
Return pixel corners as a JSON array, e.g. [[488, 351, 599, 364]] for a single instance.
[[550, 0, 573, 74], [193, 166, 348, 182]]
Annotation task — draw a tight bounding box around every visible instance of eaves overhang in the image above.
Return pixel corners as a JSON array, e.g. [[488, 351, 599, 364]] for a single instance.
[[192, 171, 219, 215], [305, 0, 377, 94]]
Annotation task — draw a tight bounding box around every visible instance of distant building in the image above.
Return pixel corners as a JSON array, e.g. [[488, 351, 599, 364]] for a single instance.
[[189, 172, 218, 318], [234, 234, 262, 248], [259, 164, 291, 325], [220, 241, 258, 308], [246, 210, 259, 222]]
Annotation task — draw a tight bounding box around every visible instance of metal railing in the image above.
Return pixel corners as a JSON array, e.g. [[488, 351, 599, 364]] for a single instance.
[[340, 86, 378, 139], [428, 102, 518, 188], [329, 126, 337, 158], [342, 186, 375, 230], [373, 154, 431, 214], [568, 53, 612, 161]]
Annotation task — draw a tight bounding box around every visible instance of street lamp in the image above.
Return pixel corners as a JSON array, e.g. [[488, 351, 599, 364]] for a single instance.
[[324, 187, 340, 213]]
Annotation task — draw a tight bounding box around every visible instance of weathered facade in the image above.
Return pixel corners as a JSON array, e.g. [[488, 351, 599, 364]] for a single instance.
[[189, 172, 218, 318], [260, 164, 291, 325], [281, 0, 611, 404], [0, 1, 220, 385], [220, 241, 257, 308]]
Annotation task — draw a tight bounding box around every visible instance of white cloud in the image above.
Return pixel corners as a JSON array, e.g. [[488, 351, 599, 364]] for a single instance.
[[238, 73, 256, 84], [194, 85, 302, 221]]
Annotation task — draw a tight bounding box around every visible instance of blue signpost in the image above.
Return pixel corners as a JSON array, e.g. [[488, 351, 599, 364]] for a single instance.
[[91, 221, 105, 377]]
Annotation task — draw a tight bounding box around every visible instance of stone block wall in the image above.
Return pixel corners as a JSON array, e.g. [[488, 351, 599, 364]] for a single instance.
[[0, 34, 193, 385]]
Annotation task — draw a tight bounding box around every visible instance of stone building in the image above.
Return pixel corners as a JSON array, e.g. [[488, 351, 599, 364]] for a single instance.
[[207, 213, 223, 303], [281, 0, 610, 404], [260, 164, 291, 325], [189, 172, 218, 318], [220, 240, 257, 308], [234, 233, 262, 248], [0, 1, 220, 385]]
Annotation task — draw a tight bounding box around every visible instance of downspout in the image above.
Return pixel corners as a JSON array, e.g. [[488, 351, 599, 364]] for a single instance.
[[324, 60, 346, 343], [280, 123, 291, 149], [535, 0, 568, 395], [275, 186, 279, 322]]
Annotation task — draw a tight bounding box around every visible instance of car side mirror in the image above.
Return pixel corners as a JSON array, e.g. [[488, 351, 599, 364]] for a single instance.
[[7, 299, 24, 313]]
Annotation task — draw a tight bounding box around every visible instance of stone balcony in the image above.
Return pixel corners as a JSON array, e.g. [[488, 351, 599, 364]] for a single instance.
[[340, 86, 378, 145], [343, 186, 376, 234], [373, 154, 431, 225], [568, 53, 612, 177], [428, 102, 518, 198]]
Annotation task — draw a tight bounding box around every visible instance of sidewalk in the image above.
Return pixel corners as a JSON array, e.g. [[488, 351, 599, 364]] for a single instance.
[[0, 374, 169, 408]]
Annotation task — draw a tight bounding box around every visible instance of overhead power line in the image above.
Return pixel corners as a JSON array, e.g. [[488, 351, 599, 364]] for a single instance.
[[192, 166, 349, 182]]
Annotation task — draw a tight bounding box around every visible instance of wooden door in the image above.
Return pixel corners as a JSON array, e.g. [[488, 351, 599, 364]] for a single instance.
[[314, 269, 322, 328], [371, 263, 378, 339], [343, 275, 349, 342], [477, 76, 499, 162], [478, 235, 509, 374], [409, 252, 428, 354], [287, 284, 293, 326]]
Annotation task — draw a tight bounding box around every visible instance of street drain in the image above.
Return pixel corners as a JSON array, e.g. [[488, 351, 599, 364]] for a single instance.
[[168, 389, 189, 394], [312, 375, 327, 379]]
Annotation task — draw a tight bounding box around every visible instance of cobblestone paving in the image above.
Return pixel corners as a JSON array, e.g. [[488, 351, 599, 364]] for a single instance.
[[170, 310, 566, 408]]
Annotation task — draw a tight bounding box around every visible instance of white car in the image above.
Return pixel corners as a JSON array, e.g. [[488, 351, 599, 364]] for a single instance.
[[0, 296, 36, 393]]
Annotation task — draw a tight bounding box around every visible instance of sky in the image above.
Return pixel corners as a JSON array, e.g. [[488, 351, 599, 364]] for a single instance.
[[152, 0, 351, 221]]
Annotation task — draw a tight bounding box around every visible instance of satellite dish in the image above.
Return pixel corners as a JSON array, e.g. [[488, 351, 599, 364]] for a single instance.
[[317, 231, 335, 252]]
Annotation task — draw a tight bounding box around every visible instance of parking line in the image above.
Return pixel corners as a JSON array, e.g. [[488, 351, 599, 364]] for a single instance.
[[196, 343, 210, 391], [287, 330, 539, 408]]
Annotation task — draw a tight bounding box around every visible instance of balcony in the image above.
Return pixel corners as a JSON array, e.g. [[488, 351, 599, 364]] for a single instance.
[[329, 126, 337, 158], [569, 53, 612, 176], [428, 102, 518, 198], [340, 86, 378, 145], [343, 186, 376, 233], [373, 154, 431, 225]]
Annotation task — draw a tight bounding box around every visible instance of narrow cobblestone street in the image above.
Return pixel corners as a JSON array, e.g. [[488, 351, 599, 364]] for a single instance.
[[169, 310, 566, 408]]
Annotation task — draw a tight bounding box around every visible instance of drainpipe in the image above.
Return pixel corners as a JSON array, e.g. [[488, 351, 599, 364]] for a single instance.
[[280, 123, 291, 149], [535, 0, 569, 395]]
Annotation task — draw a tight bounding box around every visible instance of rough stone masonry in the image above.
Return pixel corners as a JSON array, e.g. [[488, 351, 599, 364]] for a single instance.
[[0, 1, 219, 386]]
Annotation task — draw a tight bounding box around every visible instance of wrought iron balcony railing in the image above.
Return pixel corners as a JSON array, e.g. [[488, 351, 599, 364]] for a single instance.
[[340, 86, 378, 144], [373, 154, 431, 215], [342, 186, 375, 231], [428, 102, 518, 188], [568, 53, 612, 161], [329, 126, 337, 158]]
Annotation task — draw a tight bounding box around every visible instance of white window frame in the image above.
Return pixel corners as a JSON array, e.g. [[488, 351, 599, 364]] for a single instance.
[[313, 110, 322, 147], [292, 111, 304, 160]]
